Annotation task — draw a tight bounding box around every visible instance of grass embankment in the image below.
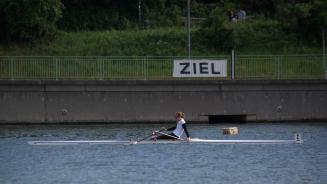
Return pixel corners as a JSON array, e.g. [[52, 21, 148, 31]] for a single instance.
[[0, 28, 207, 56], [0, 27, 322, 56]]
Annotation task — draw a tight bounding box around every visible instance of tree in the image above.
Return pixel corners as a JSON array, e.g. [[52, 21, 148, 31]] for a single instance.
[[310, 0, 327, 54], [2, 0, 63, 42], [197, 6, 231, 50], [272, 0, 326, 46], [58, 0, 138, 31], [0, 1, 5, 42]]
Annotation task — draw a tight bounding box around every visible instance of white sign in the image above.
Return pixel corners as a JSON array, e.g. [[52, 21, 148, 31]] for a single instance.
[[173, 59, 227, 77]]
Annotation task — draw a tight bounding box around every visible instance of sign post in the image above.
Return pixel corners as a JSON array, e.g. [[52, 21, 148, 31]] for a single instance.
[[231, 50, 235, 80]]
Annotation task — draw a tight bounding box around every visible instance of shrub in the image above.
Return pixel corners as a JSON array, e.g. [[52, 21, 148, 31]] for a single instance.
[[197, 7, 287, 52]]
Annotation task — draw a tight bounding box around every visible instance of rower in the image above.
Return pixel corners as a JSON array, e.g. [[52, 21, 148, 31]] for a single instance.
[[156, 112, 190, 141]]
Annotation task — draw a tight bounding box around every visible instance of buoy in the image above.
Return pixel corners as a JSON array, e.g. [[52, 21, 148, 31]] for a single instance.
[[222, 127, 239, 135], [294, 133, 303, 144]]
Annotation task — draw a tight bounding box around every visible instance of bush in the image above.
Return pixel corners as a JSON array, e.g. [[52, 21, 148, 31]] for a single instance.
[[195, 7, 231, 52], [1, 0, 62, 42], [58, 0, 138, 31], [224, 18, 285, 51], [50, 29, 188, 56], [197, 7, 287, 53], [0, 1, 5, 42]]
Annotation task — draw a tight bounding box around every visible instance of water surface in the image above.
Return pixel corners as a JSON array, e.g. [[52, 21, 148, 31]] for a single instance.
[[1, 123, 326, 184]]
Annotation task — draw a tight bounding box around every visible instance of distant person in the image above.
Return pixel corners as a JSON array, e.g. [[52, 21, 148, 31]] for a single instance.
[[229, 10, 238, 22], [156, 112, 190, 141], [229, 10, 235, 21], [238, 9, 246, 20]]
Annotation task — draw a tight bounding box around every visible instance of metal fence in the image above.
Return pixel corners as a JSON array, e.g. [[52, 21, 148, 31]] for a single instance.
[[0, 55, 325, 80], [236, 55, 326, 79]]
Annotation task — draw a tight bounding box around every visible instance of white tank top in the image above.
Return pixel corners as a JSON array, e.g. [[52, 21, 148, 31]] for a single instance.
[[173, 118, 186, 138]]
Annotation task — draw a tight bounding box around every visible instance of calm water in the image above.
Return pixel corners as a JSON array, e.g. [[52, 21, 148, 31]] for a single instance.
[[1, 123, 327, 184]]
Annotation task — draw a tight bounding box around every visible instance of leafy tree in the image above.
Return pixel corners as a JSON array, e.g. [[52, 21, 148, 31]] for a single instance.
[[0, 1, 5, 42], [142, 0, 182, 26], [1, 0, 63, 42], [197, 3, 287, 52], [271, 0, 326, 47], [308, 0, 327, 52], [58, 0, 138, 31], [197, 6, 231, 50]]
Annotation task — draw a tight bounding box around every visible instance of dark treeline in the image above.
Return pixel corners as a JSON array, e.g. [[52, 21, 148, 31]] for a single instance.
[[58, 0, 223, 30], [57, 0, 280, 30], [0, 0, 326, 53]]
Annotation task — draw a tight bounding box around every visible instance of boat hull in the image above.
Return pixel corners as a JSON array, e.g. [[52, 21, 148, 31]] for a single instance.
[[28, 138, 303, 146]]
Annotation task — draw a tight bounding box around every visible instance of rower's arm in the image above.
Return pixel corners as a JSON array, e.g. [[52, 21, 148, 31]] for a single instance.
[[182, 124, 190, 138], [166, 126, 176, 131]]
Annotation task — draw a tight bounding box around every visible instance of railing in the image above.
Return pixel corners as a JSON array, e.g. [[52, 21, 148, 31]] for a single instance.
[[0, 55, 325, 80], [236, 55, 326, 79]]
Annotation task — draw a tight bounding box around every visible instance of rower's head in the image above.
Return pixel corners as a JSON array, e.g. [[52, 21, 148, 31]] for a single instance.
[[175, 112, 184, 119]]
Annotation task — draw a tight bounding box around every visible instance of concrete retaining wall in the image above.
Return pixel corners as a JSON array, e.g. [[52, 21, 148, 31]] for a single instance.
[[0, 80, 326, 123]]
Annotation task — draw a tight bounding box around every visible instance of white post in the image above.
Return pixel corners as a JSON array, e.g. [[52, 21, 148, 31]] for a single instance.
[[10, 57, 13, 80], [55, 57, 59, 80], [231, 50, 235, 80], [294, 133, 303, 144]]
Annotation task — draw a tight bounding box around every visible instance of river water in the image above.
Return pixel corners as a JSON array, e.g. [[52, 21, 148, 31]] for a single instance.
[[1, 123, 327, 184]]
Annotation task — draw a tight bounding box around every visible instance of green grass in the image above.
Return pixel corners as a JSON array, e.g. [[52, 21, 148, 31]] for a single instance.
[[0, 27, 322, 56], [0, 28, 193, 56]]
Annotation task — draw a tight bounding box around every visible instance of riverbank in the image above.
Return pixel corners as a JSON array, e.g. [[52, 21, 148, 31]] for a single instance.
[[0, 28, 321, 56]]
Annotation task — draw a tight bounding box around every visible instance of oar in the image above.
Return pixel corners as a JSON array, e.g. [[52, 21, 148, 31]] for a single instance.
[[131, 127, 166, 144]]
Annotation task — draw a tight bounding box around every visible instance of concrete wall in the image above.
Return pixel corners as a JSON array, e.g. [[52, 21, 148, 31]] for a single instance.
[[0, 80, 326, 123]]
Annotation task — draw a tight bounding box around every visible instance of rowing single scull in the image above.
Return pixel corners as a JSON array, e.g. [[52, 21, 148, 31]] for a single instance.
[[28, 134, 303, 145]]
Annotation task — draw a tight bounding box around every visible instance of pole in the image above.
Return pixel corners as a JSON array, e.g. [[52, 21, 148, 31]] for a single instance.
[[10, 57, 14, 80], [138, 0, 142, 28], [187, 0, 191, 58], [231, 50, 235, 80], [322, 27, 326, 78], [55, 57, 59, 80]]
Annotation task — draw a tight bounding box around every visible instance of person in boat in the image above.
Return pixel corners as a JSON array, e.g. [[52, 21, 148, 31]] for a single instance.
[[155, 112, 190, 141]]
